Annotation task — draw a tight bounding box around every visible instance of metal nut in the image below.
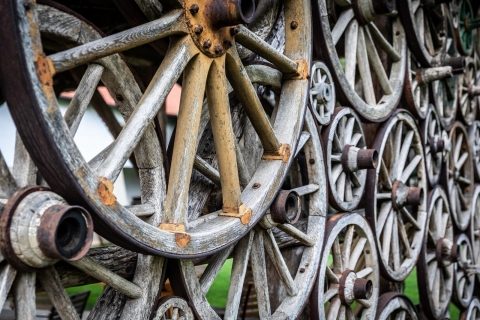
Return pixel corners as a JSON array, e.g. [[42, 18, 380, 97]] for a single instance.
[[230, 26, 240, 36], [290, 21, 298, 29], [203, 39, 212, 49], [193, 24, 203, 35], [189, 4, 199, 14], [214, 45, 224, 54]]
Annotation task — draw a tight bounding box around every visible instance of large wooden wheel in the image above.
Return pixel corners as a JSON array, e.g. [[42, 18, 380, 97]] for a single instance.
[[310, 61, 336, 125], [441, 121, 474, 231], [454, 0, 478, 56], [458, 57, 478, 125], [398, 0, 447, 68], [169, 110, 327, 319], [375, 293, 419, 320], [470, 185, 480, 284], [469, 121, 480, 180], [322, 107, 377, 212], [312, 0, 407, 122], [452, 233, 475, 309], [0, 0, 311, 258], [366, 109, 428, 282], [461, 297, 480, 320], [403, 52, 430, 120], [417, 186, 454, 320], [420, 105, 450, 187], [311, 212, 379, 320]]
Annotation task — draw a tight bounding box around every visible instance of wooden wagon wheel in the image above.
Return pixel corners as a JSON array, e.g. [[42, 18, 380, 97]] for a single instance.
[[470, 185, 480, 284], [169, 109, 327, 319], [441, 121, 474, 231], [0, 0, 311, 258], [417, 186, 454, 320], [375, 293, 419, 320], [365, 109, 428, 282], [457, 57, 478, 125], [312, 0, 407, 122], [311, 212, 379, 320], [454, 0, 478, 56], [321, 107, 378, 212], [310, 61, 336, 125], [452, 233, 475, 309], [151, 296, 195, 320], [461, 297, 480, 320], [469, 121, 480, 180], [398, 0, 448, 68], [403, 52, 431, 120], [420, 105, 451, 187]]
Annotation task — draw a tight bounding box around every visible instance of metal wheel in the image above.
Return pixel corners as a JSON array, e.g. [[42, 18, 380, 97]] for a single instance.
[[470, 185, 480, 284], [310, 61, 336, 126], [321, 107, 378, 212], [398, 0, 448, 67], [366, 109, 428, 282], [375, 293, 419, 320], [457, 57, 478, 125], [417, 186, 454, 320], [0, 0, 311, 258], [151, 296, 194, 320], [452, 233, 475, 309], [469, 121, 480, 180], [312, 0, 407, 122], [312, 212, 379, 320], [442, 121, 474, 231], [420, 105, 450, 187], [461, 297, 480, 320], [169, 109, 327, 319]]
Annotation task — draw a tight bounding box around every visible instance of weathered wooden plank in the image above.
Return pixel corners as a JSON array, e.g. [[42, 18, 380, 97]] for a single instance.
[[13, 273, 36, 320]]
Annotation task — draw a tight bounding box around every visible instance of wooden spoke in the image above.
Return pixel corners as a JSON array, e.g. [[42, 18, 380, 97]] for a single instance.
[[12, 273, 36, 320], [0, 264, 16, 312], [49, 10, 187, 72], [366, 23, 401, 62], [276, 223, 315, 246], [376, 294, 419, 320], [245, 64, 282, 90], [332, 9, 355, 45], [295, 132, 311, 157], [364, 27, 393, 95], [226, 47, 281, 152], [395, 131, 414, 180], [162, 55, 211, 226], [97, 38, 196, 182], [236, 25, 298, 74], [200, 246, 235, 294], [194, 155, 221, 186], [0, 151, 17, 199], [400, 155, 422, 183], [344, 20, 358, 87], [357, 27, 376, 106], [250, 231, 271, 319]]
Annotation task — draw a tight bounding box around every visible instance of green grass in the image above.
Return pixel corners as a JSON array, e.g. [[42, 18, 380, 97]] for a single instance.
[[65, 284, 105, 310], [206, 259, 233, 308]]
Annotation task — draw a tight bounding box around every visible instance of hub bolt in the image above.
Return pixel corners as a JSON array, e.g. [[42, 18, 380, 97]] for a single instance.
[[203, 39, 212, 49], [214, 45, 224, 54], [190, 4, 199, 14], [230, 26, 240, 36], [193, 24, 203, 34]]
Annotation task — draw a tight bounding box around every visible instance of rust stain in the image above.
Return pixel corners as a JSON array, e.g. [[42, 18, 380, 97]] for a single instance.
[[262, 143, 291, 162], [159, 223, 186, 232], [34, 55, 55, 86], [220, 204, 251, 225], [97, 177, 116, 206], [283, 60, 309, 80], [175, 233, 191, 248]]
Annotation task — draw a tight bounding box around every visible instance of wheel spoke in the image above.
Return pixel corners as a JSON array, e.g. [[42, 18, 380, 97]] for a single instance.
[[0, 151, 17, 198], [200, 246, 235, 294], [382, 212, 394, 263], [391, 213, 401, 269], [357, 27, 376, 106], [226, 48, 281, 152], [397, 216, 412, 259], [64, 64, 104, 136], [416, 8, 425, 49], [356, 267, 373, 278], [251, 231, 272, 319], [264, 229, 298, 295], [377, 201, 393, 234], [49, 10, 186, 73], [454, 134, 464, 161], [236, 25, 298, 74], [400, 207, 421, 230], [162, 55, 211, 226], [400, 154, 422, 183], [349, 237, 367, 270], [395, 130, 414, 179], [331, 9, 355, 46], [364, 27, 393, 95], [0, 264, 16, 312], [38, 267, 80, 320], [380, 159, 393, 189], [224, 231, 254, 320], [96, 37, 196, 182], [324, 286, 339, 301], [455, 152, 469, 170], [276, 223, 315, 246], [344, 20, 358, 87], [194, 155, 221, 186], [327, 297, 342, 320], [13, 273, 36, 320], [343, 226, 355, 267], [326, 266, 340, 284], [366, 23, 401, 62]]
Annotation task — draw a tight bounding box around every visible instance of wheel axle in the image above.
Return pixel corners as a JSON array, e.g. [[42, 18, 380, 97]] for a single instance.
[[392, 180, 424, 210], [270, 190, 301, 224], [416, 66, 453, 86], [341, 145, 379, 173]]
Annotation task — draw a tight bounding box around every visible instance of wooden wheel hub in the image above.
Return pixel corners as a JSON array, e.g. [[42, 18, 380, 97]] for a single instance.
[[436, 237, 455, 268], [391, 180, 424, 210], [352, 0, 394, 24], [339, 269, 373, 305], [185, 0, 255, 57], [341, 145, 378, 173]]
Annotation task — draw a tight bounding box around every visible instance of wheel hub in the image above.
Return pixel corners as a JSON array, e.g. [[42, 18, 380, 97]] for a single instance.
[[184, 0, 255, 57], [391, 180, 424, 210], [339, 269, 373, 305], [436, 237, 455, 268], [352, 0, 394, 25]]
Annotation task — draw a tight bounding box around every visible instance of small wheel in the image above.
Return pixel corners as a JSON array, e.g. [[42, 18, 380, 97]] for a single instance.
[[403, 52, 430, 119], [441, 121, 474, 231], [152, 296, 194, 320], [454, 0, 477, 56], [417, 186, 454, 320], [452, 233, 475, 309], [375, 293, 420, 320], [468, 121, 480, 180], [312, 0, 407, 122], [420, 105, 450, 187], [366, 109, 428, 282], [312, 213, 379, 320], [461, 297, 480, 320], [457, 58, 478, 125], [321, 107, 377, 211], [309, 61, 336, 126], [169, 109, 327, 319], [0, 0, 311, 257], [470, 185, 480, 284]]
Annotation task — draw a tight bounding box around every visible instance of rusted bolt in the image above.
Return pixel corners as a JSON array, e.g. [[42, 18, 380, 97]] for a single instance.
[[23, 1, 31, 10], [189, 4, 199, 14], [214, 45, 224, 54], [209, 0, 256, 27], [299, 268, 305, 273], [290, 21, 298, 29], [366, 249, 370, 254], [230, 26, 240, 36], [115, 94, 124, 102], [223, 39, 233, 48], [309, 159, 316, 164], [407, 187, 424, 206], [193, 24, 203, 34], [270, 190, 301, 224], [353, 278, 373, 300], [252, 183, 261, 189], [430, 136, 445, 154], [342, 145, 378, 172], [203, 39, 212, 49]]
